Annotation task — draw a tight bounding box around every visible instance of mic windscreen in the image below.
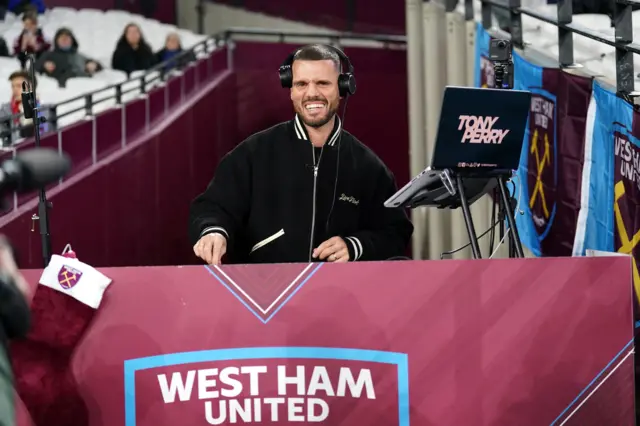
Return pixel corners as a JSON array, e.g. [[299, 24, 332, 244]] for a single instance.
[[14, 148, 71, 190]]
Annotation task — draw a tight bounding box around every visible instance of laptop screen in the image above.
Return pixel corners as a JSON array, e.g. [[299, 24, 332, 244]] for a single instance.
[[431, 86, 531, 174]]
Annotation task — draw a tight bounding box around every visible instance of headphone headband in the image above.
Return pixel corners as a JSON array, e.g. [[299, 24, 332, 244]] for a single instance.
[[278, 44, 357, 97]]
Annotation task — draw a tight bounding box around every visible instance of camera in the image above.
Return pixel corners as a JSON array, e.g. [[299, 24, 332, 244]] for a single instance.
[[488, 39, 513, 90], [489, 39, 512, 63]]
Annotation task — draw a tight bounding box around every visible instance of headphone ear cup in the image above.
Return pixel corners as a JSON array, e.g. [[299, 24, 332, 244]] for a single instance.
[[279, 65, 293, 88], [346, 73, 357, 96], [338, 73, 357, 97]]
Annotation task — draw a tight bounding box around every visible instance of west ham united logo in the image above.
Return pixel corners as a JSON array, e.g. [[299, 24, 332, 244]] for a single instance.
[[124, 346, 409, 426], [58, 265, 82, 289], [123, 263, 410, 426], [527, 90, 557, 240], [612, 125, 640, 295]]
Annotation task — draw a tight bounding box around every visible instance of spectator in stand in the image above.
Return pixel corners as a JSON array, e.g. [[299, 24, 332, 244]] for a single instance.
[[35, 28, 102, 87], [8, 0, 45, 15], [111, 23, 156, 76], [155, 32, 196, 74], [0, 70, 43, 145], [13, 12, 50, 70]]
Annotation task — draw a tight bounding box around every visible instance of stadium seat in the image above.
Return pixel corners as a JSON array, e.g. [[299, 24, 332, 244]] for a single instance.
[[0, 7, 207, 136]]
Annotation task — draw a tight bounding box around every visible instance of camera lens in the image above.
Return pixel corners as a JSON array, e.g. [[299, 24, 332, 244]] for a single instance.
[[497, 40, 506, 49]]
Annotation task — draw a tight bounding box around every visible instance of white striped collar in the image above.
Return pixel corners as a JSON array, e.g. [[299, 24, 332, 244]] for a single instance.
[[293, 114, 342, 146]]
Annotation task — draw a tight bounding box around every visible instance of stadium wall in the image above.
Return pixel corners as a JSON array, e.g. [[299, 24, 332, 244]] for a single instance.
[[44, 0, 176, 24]]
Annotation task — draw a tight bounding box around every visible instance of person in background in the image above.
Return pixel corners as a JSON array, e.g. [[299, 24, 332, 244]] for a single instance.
[[8, 0, 45, 15], [154, 32, 196, 74], [35, 28, 102, 87], [0, 71, 44, 145], [13, 12, 50, 70], [0, 237, 32, 426], [111, 23, 156, 76]]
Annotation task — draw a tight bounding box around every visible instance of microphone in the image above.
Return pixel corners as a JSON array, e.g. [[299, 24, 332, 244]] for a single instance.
[[21, 81, 35, 120], [0, 148, 71, 194]]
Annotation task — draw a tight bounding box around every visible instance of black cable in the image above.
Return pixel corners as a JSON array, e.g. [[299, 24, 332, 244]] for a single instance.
[[440, 217, 501, 260], [488, 187, 497, 254], [324, 96, 349, 233]]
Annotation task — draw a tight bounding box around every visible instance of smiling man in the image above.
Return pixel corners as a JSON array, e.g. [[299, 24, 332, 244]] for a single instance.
[[189, 44, 413, 265]]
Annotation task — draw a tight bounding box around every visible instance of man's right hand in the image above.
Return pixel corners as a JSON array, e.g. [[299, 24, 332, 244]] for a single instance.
[[193, 232, 227, 265]]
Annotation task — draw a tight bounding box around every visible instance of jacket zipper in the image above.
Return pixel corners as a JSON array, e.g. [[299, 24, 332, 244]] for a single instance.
[[308, 146, 324, 261]]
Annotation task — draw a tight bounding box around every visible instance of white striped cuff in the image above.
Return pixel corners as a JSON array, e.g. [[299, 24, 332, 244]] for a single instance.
[[345, 236, 363, 261], [200, 226, 228, 240]]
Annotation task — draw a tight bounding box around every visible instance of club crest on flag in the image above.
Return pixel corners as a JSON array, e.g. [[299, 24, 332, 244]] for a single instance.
[[527, 90, 558, 240], [612, 124, 640, 290], [58, 265, 82, 289]]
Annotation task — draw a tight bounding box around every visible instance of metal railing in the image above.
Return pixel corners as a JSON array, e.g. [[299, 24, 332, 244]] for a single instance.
[[476, 0, 640, 96], [0, 34, 220, 145], [219, 27, 407, 46]]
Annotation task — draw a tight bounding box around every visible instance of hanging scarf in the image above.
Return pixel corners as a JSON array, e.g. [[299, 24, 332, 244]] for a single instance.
[[10, 98, 21, 125], [9, 97, 37, 127]]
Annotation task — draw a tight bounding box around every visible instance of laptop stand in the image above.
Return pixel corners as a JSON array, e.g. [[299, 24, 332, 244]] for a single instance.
[[397, 169, 524, 259]]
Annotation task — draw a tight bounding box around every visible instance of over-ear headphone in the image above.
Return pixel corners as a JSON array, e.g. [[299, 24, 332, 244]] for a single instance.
[[278, 44, 357, 98]]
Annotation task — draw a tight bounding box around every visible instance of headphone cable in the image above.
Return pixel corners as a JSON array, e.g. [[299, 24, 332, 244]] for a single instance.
[[325, 97, 350, 233], [488, 187, 497, 254]]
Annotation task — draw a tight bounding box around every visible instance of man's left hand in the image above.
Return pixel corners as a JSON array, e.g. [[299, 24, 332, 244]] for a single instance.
[[313, 237, 350, 263]]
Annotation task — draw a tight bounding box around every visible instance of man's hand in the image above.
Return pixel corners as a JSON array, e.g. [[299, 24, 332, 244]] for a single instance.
[[193, 233, 227, 265], [313, 236, 350, 263]]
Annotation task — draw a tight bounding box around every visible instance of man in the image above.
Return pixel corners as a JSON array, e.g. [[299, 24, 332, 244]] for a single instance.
[[189, 44, 413, 265], [35, 28, 102, 87], [0, 238, 31, 426]]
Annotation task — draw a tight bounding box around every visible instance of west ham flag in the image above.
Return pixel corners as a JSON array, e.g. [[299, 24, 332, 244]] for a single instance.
[[573, 81, 640, 302], [475, 23, 592, 257]]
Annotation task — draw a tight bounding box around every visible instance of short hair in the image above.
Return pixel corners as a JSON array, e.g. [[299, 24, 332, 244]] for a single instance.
[[9, 71, 36, 88], [292, 44, 341, 72], [22, 11, 37, 22]]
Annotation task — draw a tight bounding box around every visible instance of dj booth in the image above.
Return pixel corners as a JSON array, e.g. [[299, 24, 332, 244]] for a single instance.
[[13, 256, 635, 425]]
